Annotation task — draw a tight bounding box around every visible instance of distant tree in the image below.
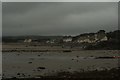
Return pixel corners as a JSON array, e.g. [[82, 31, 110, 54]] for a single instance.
[[106, 30, 120, 40]]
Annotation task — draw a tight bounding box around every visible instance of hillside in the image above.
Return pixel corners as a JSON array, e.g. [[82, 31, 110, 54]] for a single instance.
[[85, 30, 120, 50]]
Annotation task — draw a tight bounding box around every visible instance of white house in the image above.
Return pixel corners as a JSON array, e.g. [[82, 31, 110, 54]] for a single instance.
[[46, 40, 55, 43], [100, 36, 108, 41], [63, 37, 72, 42], [24, 39, 32, 43]]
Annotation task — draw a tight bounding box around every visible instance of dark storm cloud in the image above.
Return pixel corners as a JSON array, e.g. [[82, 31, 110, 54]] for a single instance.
[[2, 2, 118, 36], [2, 2, 41, 15]]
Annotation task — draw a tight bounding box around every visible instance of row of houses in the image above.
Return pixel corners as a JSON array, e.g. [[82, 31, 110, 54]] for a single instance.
[[23, 30, 108, 44], [62, 30, 108, 43]]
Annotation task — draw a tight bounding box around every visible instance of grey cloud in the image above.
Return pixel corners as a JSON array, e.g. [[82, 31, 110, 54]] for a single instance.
[[2, 2, 118, 36], [2, 2, 41, 15]]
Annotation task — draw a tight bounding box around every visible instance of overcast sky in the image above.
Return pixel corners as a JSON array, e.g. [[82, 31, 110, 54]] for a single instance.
[[2, 2, 118, 36], [1, 0, 120, 2]]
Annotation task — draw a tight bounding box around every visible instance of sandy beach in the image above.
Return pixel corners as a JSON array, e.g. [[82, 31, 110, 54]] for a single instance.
[[2, 49, 119, 78]]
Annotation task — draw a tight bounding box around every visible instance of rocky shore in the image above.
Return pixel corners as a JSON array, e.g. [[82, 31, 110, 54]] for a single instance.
[[2, 68, 120, 80]]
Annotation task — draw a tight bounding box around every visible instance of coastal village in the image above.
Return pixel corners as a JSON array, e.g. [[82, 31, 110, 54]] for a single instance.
[[3, 30, 120, 50], [22, 30, 108, 44]]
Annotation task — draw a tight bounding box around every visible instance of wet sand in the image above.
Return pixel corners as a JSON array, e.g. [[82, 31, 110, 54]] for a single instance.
[[2, 50, 119, 78]]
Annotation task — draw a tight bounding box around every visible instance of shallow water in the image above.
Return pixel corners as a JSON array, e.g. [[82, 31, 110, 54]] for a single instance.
[[2, 50, 119, 78]]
